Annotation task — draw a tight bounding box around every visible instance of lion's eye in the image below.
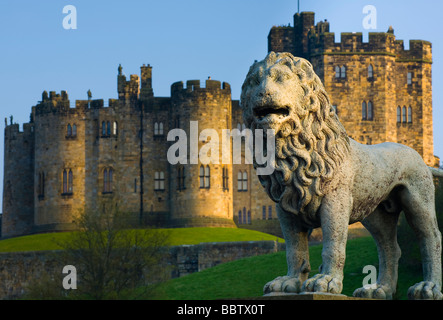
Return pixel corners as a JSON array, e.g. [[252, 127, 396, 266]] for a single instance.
[[276, 73, 289, 83]]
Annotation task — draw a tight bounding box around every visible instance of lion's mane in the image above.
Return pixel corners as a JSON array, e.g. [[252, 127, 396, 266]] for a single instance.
[[240, 52, 351, 216]]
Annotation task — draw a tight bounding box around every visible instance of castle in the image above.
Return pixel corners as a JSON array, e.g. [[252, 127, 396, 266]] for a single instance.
[[2, 11, 439, 238]]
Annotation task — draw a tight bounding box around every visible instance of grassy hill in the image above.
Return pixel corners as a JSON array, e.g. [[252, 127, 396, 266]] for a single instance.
[[151, 236, 422, 300], [0, 227, 283, 253]]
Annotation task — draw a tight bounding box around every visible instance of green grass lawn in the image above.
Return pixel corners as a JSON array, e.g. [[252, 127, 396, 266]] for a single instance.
[[0, 227, 283, 253], [151, 236, 422, 300]]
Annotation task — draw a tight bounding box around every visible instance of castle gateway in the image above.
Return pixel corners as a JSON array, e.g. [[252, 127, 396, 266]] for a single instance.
[[2, 11, 439, 238]]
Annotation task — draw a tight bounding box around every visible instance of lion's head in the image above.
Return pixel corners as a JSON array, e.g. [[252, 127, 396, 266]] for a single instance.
[[240, 52, 350, 216]]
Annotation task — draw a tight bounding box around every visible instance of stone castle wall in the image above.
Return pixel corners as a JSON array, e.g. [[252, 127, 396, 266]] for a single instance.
[[0, 241, 285, 300]]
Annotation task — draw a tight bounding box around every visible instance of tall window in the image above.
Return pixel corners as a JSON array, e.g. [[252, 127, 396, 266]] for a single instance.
[[247, 210, 251, 224], [243, 207, 247, 225], [72, 124, 77, 137], [407, 72, 412, 85], [67, 124, 72, 137], [177, 166, 185, 191], [222, 167, 229, 191], [242, 171, 248, 191], [262, 206, 266, 220], [63, 169, 73, 194], [238, 210, 242, 224], [397, 106, 401, 123], [204, 166, 210, 188], [154, 172, 165, 191], [102, 121, 106, 136], [408, 106, 412, 123], [335, 66, 346, 79], [38, 172, 45, 198], [367, 101, 373, 120], [268, 206, 273, 220], [340, 66, 346, 78], [154, 122, 164, 136], [362, 101, 374, 121], [368, 64, 374, 78], [103, 168, 113, 193], [362, 102, 367, 120], [402, 106, 407, 123], [237, 170, 248, 191], [113, 121, 118, 135], [107, 121, 111, 136]]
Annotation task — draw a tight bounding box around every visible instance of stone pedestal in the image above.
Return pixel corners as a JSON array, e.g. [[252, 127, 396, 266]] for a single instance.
[[259, 292, 375, 300]]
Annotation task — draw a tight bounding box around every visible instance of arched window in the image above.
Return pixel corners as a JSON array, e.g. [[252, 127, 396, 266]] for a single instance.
[[362, 102, 367, 120], [102, 121, 106, 136], [407, 72, 412, 85], [397, 106, 401, 123], [368, 64, 374, 78], [247, 211, 251, 224], [72, 124, 77, 137], [113, 121, 118, 135], [262, 206, 266, 220], [242, 171, 248, 191], [268, 206, 273, 220], [68, 170, 73, 193], [107, 121, 111, 136], [204, 166, 210, 188], [237, 171, 242, 191], [238, 210, 242, 224], [367, 101, 373, 121], [243, 207, 247, 226], [332, 105, 337, 114], [335, 66, 340, 78], [67, 124, 72, 137], [154, 122, 159, 135], [408, 106, 412, 123], [402, 106, 407, 123], [63, 169, 68, 194], [159, 122, 164, 135], [340, 66, 346, 78], [104, 169, 108, 192]]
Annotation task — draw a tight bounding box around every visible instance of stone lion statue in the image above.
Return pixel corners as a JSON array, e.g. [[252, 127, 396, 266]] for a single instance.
[[240, 51, 443, 300]]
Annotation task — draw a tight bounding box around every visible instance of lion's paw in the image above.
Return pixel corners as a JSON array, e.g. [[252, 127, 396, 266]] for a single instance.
[[353, 284, 394, 300], [301, 274, 342, 294], [408, 281, 443, 300], [263, 276, 302, 294]]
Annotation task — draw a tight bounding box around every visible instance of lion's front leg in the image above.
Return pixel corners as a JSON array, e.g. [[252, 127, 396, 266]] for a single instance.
[[302, 196, 351, 295], [264, 205, 311, 295]]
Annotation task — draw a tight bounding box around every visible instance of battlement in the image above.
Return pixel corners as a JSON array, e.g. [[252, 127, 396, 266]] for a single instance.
[[171, 79, 231, 96], [269, 11, 432, 63], [4, 122, 34, 139]]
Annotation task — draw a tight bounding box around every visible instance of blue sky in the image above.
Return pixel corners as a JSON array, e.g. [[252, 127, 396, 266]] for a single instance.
[[1, 0, 442, 210]]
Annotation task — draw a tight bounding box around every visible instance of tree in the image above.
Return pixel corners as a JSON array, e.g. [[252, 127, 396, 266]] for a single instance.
[[27, 203, 171, 300]]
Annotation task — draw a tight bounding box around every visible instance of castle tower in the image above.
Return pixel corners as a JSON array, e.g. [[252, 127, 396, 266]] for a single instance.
[[2, 122, 35, 237], [169, 79, 235, 227], [268, 11, 439, 167], [33, 91, 86, 233]]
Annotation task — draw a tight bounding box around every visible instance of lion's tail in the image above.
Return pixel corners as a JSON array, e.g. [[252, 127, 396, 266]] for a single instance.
[[429, 167, 443, 178]]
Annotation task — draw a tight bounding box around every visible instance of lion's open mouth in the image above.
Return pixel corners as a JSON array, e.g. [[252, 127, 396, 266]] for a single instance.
[[253, 105, 290, 120]]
